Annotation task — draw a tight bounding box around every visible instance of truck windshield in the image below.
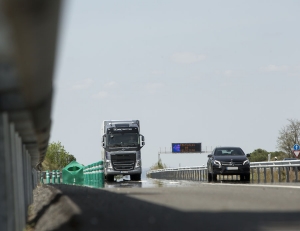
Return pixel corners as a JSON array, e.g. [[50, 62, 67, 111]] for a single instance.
[[107, 132, 139, 147]]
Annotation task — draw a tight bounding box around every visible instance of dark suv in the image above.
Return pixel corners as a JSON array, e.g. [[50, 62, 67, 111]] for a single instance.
[[207, 147, 250, 182]]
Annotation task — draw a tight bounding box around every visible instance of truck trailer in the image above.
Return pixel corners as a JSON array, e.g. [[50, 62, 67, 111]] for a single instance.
[[101, 120, 145, 181]]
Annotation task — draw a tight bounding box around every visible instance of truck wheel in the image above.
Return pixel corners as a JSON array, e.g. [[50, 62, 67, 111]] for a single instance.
[[106, 175, 114, 182], [131, 174, 141, 181]]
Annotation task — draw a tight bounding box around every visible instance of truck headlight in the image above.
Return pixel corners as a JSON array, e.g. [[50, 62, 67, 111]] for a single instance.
[[106, 160, 113, 169], [135, 160, 142, 168]]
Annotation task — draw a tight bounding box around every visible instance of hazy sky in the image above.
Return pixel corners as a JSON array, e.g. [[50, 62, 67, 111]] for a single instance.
[[51, 0, 300, 168]]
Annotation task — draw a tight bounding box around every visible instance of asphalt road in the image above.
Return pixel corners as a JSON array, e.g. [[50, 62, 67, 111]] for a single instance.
[[46, 179, 300, 231]]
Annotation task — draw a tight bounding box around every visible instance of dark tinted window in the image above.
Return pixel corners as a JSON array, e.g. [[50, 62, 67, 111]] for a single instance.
[[214, 148, 244, 156]]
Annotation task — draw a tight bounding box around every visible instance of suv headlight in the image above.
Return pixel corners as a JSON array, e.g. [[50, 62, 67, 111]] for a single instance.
[[243, 160, 250, 165], [213, 160, 221, 167]]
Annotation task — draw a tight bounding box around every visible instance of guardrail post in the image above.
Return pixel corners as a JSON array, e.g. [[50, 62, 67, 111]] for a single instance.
[[257, 167, 260, 183], [199, 169, 201, 181], [278, 167, 281, 182], [263, 167, 267, 183], [40, 172, 44, 184], [295, 167, 298, 182], [286, 167, 290, 183], [46, 170, 50, 184], [270, 167, 274, 183], [52, 170, 56, 184], [57, 170, 60, 184]]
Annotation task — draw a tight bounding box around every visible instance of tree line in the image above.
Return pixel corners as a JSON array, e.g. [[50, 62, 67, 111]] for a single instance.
[[42, 141, 76, 171], [250, 118, 300, 162]]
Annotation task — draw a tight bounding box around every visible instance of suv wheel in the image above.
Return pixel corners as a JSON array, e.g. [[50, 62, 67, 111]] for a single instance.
[[208, 173, 212, 182], [212, 173, 217, 182]]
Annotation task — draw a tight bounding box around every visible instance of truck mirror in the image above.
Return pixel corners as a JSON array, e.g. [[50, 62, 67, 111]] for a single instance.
[[102, 134, 106, 148], [142, 141, 145, 146], [141, 135, 145, 141]]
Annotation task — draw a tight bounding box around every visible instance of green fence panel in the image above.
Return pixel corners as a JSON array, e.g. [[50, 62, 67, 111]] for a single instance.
[[62, 161, 84, 185], [83, 160, 104, 188]]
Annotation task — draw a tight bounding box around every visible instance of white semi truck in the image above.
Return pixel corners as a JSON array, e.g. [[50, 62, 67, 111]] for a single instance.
[[101, 120, 145, 181]]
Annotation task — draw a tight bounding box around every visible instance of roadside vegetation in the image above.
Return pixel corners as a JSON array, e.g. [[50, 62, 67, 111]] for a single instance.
[[277, 118, 300, 158], [249, 118, 300, 161], [248, 149, 287, 162], [149, 159, 167, 170], [41, 141, 76, 171]]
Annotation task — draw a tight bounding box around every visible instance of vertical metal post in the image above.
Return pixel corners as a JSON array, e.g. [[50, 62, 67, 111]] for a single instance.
[[295, 167, 298, 182], [199, 169, 202, 181], [0, 113, 15, 231], [278, 167, 281, 182], [257, 167, 260, 183], [46, 170, 50, 184], [251, 168, 254, 182], [52, 170, 56, 184], [57, 170, 60, 184], [286, 167, 290, 183], [270, 167, 274, 183], [263, 167, 267, 183]]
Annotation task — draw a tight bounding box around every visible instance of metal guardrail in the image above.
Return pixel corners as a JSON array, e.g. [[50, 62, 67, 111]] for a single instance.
[[147, 161, 300, 183]]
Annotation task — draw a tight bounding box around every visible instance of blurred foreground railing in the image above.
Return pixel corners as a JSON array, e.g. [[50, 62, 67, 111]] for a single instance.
[[147, 160, 300, 183]]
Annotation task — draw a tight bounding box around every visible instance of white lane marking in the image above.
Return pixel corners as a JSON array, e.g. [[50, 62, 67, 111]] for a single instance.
[[202, 182, 300, 189]]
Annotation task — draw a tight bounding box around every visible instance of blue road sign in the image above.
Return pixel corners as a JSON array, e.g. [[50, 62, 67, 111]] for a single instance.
[[294, 144, 300, 151]]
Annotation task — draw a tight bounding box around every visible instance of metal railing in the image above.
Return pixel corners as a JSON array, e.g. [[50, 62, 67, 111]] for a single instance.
[[147, 160, 300, 183]]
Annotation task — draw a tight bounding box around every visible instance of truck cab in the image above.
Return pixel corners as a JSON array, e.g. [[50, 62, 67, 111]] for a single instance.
[[101, 120, 145, 181]]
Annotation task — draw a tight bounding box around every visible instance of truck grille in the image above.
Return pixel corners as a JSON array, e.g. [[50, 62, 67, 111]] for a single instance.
[[111, 153, 136, 171]]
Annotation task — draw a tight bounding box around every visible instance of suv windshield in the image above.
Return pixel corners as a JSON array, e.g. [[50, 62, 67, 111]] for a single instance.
[[215, 148, 244, 156]]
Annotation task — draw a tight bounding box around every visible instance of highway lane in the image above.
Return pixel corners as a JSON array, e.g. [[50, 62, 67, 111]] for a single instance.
[[50, 179, 300, 231]]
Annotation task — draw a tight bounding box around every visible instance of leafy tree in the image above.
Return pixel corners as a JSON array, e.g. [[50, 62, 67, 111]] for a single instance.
[[277, 119, 300, 157], [249, 148, 288, 162], [42, 141, 76, 171], [248, 149, 269, 162], [150, 159, 167, 170]]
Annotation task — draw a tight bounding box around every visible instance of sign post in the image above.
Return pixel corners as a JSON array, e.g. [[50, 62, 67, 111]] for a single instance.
[[172, 143, 202, 153], [157, 143, 209, 163], [293, 144, 300, 158]]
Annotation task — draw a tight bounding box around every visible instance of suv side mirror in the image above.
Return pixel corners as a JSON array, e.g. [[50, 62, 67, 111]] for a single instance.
[[207, 154, 212, 158], [246, 153, 250, 157]]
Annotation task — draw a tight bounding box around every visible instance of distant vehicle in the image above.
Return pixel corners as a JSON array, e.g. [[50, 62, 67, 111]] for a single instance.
[[207, 147, 250, 182], [283, 158, 300, 171], [101, 120, 145, 182]]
